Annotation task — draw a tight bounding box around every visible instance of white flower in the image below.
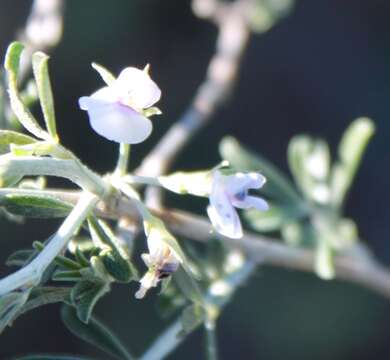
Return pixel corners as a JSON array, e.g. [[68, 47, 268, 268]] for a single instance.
[[79, 66, 161, 144], [207, 171, 269, 239], [135, 226, 180, 299]]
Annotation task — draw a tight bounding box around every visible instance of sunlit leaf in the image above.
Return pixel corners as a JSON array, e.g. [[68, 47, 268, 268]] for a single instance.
[[32, 52, 58, 140], [4, 42, 50, 140]]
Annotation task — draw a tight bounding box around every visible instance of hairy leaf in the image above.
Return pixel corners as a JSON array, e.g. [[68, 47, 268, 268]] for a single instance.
[[0, 193, 72, 218], [4, 42, 50, 140], [32, 52, 58, 140], [70, 279, 110, 323]]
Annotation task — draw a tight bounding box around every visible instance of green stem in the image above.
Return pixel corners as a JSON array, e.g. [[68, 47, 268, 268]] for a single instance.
[[115, 143, 131, 176]]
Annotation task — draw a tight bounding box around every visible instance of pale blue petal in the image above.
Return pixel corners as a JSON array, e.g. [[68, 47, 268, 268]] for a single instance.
[[207, 188, 242, 239], [78, 97, 152, 144]]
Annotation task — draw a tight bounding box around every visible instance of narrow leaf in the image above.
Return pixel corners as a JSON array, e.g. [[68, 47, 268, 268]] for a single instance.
[[0, 130, 37, 146], [53, 270, 83, 282], [0, 193, 72, 218], [32, 52, 58, 140], [331, 118, 375, 207], [4, 42, 50, 140], [61, 305, 134, 360]]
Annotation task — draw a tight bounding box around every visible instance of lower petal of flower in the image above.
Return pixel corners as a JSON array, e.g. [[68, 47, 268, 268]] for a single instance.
[[232, 195, 269, 211], [207, 189, 243, 239], [78, 97, 152, 144]]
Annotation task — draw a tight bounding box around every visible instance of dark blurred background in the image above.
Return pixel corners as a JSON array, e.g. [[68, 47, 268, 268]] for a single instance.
[[1, 0, 390, 359]]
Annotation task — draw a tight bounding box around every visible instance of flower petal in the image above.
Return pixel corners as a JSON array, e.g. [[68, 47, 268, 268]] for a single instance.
[[78, 97, 152, 144], [114, 67, 161, 109], [232, 195, 269, 211], [207, 188, 243, 239], [223, 172, 266, 195]]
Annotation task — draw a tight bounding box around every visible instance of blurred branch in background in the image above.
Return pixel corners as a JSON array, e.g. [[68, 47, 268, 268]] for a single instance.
[[0, 0, 64, 130], [17, 0, 64, 81], [137, 0, 251, 207]]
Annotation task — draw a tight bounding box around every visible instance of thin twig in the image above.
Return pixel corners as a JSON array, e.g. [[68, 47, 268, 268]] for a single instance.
[[136, 0, 251, 207]]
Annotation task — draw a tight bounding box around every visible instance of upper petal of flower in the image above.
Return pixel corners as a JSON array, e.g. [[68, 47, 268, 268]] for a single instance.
[[207, 187, 243, 239], [223, 172, 266, 195], [78, 97, 152, 144], [113, 67, 161, 109]]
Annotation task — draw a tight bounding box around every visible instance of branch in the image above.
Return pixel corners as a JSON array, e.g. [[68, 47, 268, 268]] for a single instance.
[[136, 0, 251, 206], [4, 187, 390, 299]]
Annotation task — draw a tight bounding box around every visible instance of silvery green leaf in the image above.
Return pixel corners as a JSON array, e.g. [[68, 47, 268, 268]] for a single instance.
[[288, 136, 331, 204], [91, 62, 116, 85], [330, 118, 375, 207], [88, 217, 137, 282], [61, 305, 134, 360], [0, 130, 37, 154], [4, 42, 50, 140], [287, 135, 313, 197], [0, 193, 72, 218], [53, 270, 83, 282], [0, 290, 29, 334], [70, 279, 110, 323], [219, 136, 300, 203], [32, 52, 58, 140]]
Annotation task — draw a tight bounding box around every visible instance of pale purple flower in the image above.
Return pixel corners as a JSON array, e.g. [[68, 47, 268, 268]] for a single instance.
[[79, 66, 161, 144], [207, 171, 269, 239]]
